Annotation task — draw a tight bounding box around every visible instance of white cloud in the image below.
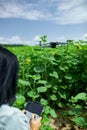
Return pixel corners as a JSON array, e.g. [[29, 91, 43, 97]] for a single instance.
[[0, 34, 85, 45], [33, 35, 41, 42], [55, 0, 87, 24], [0, 0, 50, 20], [76, 33, 87, 40], [83, 34, 87, 38], [0, 0, 87, 24], [0, 35, 31, 45], [8, 36, 22, 43]]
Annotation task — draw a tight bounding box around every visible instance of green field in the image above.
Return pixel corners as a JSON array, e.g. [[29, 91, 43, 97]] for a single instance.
[[4, 41, 87, 129]]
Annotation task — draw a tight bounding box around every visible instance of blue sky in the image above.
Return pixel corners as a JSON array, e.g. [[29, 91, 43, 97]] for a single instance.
[[0, 0, 87, 45]]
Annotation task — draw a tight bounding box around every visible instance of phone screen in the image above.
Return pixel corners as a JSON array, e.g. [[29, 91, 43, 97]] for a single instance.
[[25, 101, 44, 116]]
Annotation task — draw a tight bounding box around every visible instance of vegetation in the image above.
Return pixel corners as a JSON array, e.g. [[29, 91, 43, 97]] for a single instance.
[[5, 41, 87, 129]]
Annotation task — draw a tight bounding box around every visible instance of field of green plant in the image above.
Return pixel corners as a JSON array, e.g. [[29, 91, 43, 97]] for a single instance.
[[5, 41, 87, 129]]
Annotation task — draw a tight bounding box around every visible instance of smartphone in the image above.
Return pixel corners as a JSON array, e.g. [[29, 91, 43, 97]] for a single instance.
[[25, 101, 44, 120]]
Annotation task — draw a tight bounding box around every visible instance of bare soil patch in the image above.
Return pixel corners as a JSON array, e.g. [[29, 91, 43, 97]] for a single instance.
[[50, 108, 87, 130]]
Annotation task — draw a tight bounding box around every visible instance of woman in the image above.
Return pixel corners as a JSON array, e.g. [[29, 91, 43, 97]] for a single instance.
[[0, 47, 42, 130]]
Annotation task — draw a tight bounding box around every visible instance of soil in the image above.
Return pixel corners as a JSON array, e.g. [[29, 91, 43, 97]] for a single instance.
[[49, 108, 87, 130]]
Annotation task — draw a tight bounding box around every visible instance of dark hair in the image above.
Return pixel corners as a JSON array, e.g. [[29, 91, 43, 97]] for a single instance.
[[0, 47, 19, 106]]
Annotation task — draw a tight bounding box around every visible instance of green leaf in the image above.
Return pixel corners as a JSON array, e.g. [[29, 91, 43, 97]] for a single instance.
[[53, 85, 58, 91], [14, 94, 25, 105], [50, 94, 57, 100], [50, 109, 57, 118], [41, 125, 53, 130], [18, 79, 30, 86], [40, 35, 47, 43], [65, 75, 72, 80], [45, 84, 52, 89], [41, 116, 50, 124], [37, 80, 47, 85], [74, 92, 87, 101], [32, 74, 41, 80], [60, 85, 67, 89], [44, 106, 50, 114], [34, 66, 45, 73], [50, 71, 59, 79], [50, 61, 58, 65], [72, 117, 87, 128], [40, 98, 48, 105], [58, 79, 62, 83], [58, 102, 64, 108], [27, 91, 39, 99], [58, 91, 66, 99], [59, 66, 65, 72], [68, 108, 81, 116], [37, 86, 47, 93]]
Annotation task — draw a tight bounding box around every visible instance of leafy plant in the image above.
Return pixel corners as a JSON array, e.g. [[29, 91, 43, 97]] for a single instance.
[[6, 40, 87, 129], [69, 92, 87, 128], [72, 116, 87, 128], [40, 35, 47, 43]]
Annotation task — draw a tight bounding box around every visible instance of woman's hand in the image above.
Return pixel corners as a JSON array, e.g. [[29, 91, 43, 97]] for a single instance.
[[30, 114, 42, 130]]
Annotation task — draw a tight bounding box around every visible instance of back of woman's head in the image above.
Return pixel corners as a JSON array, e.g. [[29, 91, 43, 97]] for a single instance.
[[0, 47, 19, 106]]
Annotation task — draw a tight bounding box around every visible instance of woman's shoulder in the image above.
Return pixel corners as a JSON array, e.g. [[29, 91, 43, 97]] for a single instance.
[[0, 105, 30, 130], [0, 104, 23, 117]]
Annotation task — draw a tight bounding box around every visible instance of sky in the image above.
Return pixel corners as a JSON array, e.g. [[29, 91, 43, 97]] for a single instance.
[[0, 0, 87, 45]]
